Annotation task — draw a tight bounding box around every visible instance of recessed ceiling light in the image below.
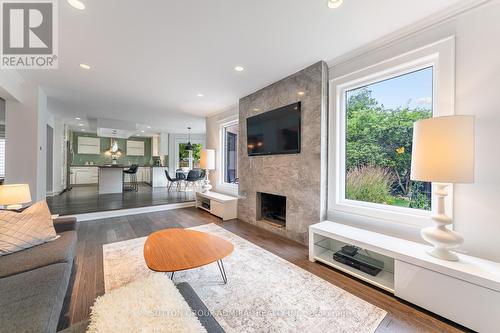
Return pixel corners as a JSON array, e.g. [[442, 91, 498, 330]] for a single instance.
[[75, 117, 81, 120], [147, 126, 151, 129], [79, 63, 91, 70], [78, 123, 84, 126], [67, 0, 85, 10], [253, 108, 260, 112], [197, 93, 204, 97], [327, 0, 343, 9], [234, 66, 245, 72], [141, 130, 145, 133], [81, 129, 86, 132], [298, 91, 305, 96]]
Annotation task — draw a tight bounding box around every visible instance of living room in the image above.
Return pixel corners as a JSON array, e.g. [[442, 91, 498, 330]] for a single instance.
[[1, 1, 500, 332]]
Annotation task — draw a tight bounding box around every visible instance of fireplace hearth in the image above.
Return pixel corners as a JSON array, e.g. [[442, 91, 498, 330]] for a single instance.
[[257, 192, 286, 228]]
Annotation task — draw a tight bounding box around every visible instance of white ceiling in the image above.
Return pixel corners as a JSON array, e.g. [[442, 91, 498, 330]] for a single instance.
[[20, 0, 464, 134]]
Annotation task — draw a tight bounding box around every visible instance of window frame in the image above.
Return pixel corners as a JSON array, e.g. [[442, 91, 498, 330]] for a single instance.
[[218, 116, 239, 195], [328, 37, 455, 227]]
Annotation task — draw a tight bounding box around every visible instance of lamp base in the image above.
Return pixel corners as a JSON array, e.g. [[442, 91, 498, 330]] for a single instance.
[[202, 170, 212, 193], [421, 184, 463, 262], [421, 226, 463, 261], [426, 247, 460, 261]]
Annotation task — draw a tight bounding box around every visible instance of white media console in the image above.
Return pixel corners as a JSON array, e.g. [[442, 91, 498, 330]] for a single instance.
[[196, 191, 238, 221], [309, 221, 500, 333]]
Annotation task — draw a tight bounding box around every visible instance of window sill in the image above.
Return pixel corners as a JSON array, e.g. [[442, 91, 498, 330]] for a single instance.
[[326, 209, 429, 245], [215, 183, 238, 197]]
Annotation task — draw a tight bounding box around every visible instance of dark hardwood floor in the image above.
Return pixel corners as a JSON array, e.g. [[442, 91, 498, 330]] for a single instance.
[[58, 207, 469, 332], [47, 184, 195, 216]]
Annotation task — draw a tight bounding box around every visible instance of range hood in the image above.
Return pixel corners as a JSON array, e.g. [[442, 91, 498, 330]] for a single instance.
[[96, 118, 137, 139]]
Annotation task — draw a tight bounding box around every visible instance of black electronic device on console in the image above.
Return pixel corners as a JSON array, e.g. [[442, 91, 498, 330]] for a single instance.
[[333, 247, 384, 277], [341, 245, 358, 256]]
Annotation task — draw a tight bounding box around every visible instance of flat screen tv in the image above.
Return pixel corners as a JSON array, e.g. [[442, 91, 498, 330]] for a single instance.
[[247, 102, 301, 156]]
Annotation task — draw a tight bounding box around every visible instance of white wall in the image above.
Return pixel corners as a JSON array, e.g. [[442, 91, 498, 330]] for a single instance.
[[205, 106, 239, 195], [3, 80, 42, 200], [36, 88, 48, 199], [0, 71, 56, 201], [328, 1, 500, 262]]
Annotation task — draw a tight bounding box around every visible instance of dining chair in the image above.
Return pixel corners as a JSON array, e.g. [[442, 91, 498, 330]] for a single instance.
[[185, 170, 202, 191], [165, 169, 182, 191]]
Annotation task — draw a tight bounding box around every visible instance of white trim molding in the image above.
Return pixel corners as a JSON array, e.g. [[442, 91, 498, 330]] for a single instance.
[[68, 202, 196, 222], [216, 115, 239, 196], [328, 37, 456, 228]]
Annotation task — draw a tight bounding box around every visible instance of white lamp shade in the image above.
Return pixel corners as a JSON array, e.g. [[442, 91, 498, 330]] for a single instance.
[[0, 184, 32, 206], [411, 115, 474, 183], [200, 149, 215, 170]]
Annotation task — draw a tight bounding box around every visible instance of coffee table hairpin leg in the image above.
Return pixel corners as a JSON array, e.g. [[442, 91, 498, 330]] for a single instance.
[[165, 262, 226, 284], [217, 260, 228, 284]]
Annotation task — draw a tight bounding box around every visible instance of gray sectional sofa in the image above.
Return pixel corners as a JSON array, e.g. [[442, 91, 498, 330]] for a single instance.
[[0, 216, 224, 333], [0, 217, 77, 333]]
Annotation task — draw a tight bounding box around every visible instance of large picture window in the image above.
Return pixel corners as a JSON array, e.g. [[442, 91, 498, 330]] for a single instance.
[[345, 67, 432, 211], [216, 117, 239, 196], [222, 121, 238, 184], [328, 37, 455, 227]]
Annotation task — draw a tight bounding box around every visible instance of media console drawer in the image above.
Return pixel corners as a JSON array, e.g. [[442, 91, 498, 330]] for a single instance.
[[395, 260, 500, 333]]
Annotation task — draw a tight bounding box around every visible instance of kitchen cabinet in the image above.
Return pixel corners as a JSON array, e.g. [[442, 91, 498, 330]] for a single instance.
[[159, 133, 169, 156], [77, 137, 100, 154], [150, 167, 168, 187], [137, 167, 151, 183], [70, 167, 98, 185], [152, 136, 159, 156], [127, 140, 145, 156]]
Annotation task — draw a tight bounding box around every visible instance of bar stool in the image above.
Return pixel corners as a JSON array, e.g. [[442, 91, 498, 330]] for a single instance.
[[123, 164, 139, 191]]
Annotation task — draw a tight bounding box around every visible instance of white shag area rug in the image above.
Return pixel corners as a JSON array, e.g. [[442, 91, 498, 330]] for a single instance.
[[103, 224, 387, 333], [87, 274, 206, 333]]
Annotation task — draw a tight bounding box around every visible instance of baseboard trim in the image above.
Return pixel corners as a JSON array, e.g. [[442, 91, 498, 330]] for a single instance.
[[68, 201, 196, 222]]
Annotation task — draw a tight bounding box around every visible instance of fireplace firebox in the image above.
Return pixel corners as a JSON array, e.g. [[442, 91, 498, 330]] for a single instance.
[[257, 192, 286, 227]]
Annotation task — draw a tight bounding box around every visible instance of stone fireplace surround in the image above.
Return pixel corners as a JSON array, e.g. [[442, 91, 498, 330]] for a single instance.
[[237, 61, 328, 244]]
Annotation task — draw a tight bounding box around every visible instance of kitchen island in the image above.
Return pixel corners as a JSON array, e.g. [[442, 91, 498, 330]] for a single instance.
[[98, 165, 125, 194]]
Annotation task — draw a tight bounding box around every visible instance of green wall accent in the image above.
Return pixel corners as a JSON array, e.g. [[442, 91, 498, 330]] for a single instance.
[[72, 132, 153, 166]]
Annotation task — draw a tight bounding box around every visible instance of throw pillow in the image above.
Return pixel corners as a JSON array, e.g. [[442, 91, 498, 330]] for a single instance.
[[0, 201, 58, 256]]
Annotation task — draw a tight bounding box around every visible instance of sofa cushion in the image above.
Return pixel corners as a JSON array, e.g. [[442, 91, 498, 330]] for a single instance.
[[0, 200, 58, 256], [0, 230, 77, 278], [177, 282, 225, 333], [0, 263, 71, 333]]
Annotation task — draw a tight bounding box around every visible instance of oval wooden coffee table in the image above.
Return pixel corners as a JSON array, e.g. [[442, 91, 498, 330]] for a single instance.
[[143, 228, 234, 284]]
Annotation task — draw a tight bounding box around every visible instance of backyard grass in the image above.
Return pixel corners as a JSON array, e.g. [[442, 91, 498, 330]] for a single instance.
[[392, 197, 410, 208]]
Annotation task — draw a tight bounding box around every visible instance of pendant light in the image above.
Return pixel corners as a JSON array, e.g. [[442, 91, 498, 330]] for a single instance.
[[185, 127, 193, 151]]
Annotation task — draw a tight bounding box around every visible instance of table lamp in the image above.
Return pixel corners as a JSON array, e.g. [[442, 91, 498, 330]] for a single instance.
[[411, 115, 474, 261], [0, 184, 32, 210], [200, 149, 215, 192]]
